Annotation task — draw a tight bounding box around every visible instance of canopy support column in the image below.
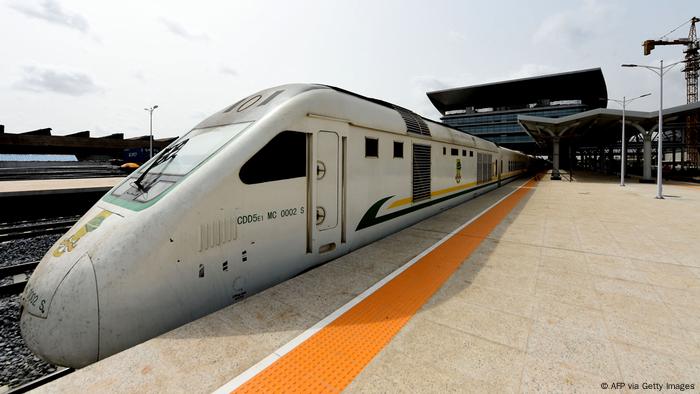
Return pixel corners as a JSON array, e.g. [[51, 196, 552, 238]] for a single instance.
[[551, 136, 561, 180]]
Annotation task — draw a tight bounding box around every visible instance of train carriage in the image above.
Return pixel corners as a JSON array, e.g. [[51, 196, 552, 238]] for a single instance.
[[20, 84, 531, 367]]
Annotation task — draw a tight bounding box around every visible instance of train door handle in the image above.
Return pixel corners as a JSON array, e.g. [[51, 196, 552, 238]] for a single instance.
[[316, 206, 326, 225], [316, 161, 326, 180]]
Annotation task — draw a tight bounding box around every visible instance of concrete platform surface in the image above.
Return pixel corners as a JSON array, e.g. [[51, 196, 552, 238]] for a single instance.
[[0, 177, 123, 197], [39, 172, 700, 393], [347, 172, 700, 393]]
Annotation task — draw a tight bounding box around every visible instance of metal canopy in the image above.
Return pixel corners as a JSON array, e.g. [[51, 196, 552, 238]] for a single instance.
[[427, 68, 608, 115], [518, 101, 700, 147]]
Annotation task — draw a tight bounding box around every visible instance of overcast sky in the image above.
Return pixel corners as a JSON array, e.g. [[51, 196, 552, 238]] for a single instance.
[[1, 0, 697, 138]]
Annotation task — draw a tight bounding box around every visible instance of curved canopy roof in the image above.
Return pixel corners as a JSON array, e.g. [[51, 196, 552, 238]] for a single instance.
[[427, 68, 608, 115], [518, 101, 700, 147]]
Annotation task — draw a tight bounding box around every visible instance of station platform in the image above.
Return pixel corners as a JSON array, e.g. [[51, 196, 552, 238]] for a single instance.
[[0, 177, 122, 198], [38, 172, 700, 393]]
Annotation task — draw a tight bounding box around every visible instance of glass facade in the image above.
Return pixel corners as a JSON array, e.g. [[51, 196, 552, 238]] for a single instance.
[[441, 104, 589, 148]]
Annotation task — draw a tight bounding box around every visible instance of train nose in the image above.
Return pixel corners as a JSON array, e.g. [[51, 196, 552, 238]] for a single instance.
[[20, 253, 99, 368]]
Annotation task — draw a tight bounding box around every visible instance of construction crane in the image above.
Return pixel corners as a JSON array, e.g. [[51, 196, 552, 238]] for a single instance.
[[642, 17, 699, 168]]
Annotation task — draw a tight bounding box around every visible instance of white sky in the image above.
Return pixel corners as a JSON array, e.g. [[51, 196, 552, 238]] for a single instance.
[[0, 0, 697, 139]]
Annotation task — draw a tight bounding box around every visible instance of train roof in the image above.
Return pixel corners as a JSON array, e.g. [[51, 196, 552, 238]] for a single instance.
[[195, 83, 512, 154], [195, 84, 327, 129]]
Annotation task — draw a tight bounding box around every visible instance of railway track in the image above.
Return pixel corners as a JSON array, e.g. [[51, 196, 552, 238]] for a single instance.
[[0, 261, 40, 296], [6, 367, 74, 393], [0, 219, 74, 391], [0, 261, 60, 391], [0, 217, 78, 242], [0, 172, 123, 181], [0, 216, 78, 295], [0, 164, 124, 181]]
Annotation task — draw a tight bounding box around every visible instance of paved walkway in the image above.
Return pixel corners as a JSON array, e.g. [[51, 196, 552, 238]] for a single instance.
[[348, 172, 700, 392], [0, 177, 122, 196]]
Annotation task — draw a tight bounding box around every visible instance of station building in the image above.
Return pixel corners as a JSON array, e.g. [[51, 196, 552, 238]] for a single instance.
[[426, 68, 608, 154], [428, 68, 700, 180]]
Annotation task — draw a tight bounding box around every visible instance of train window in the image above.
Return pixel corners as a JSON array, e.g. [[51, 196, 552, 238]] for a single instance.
[[393, 141, 403, 158], [240, 131, 307, 184], [451, 148, 458, 156], [365, 137, 378, 157], [110, 121, 254, 205], [469, 150, 474, 157], [139, 122, 252, 177], [442, 147, 446, 155], [462, 149, 467, 157]]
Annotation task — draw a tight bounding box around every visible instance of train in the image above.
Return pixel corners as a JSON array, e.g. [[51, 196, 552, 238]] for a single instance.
[[20, 84, 532, 368]]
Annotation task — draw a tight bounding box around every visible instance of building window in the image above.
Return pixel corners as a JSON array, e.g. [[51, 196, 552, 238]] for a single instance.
[[462, 149, 467, 156], [451, 148, 458, 156], [240, 131, 306, 184], [365, 137, 378, 157], [469, 150, 474, 157], [393, 141, 403, 158], [442, 147, 446, 155]]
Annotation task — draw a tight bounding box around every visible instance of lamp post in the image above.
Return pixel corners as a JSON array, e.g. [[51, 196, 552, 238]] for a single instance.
[[144, 105, 159, 160], [606, 93, 651, 187], [622, 59, 689, 199]]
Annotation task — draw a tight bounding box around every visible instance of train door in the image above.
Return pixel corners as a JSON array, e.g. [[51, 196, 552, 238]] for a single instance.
[[315, 130, 342, 253], [499, 159, 503, 186]]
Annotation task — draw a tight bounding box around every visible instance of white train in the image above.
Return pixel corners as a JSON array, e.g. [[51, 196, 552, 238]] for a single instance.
[[20, 84, 531, 368]]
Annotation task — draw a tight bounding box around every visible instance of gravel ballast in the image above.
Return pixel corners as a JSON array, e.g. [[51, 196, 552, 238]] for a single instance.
[[1, 233, 62, 389], [0, 295, 57, 389]]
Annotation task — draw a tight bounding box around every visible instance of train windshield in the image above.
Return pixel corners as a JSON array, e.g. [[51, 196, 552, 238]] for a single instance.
[[139, 121, 252, 177], [108, 121, 253, 206]]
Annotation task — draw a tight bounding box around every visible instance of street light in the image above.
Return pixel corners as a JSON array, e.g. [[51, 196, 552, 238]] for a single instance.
[[144, 105, 159, 160], [606, 93, 651, 187], [622, 58, 691, 199]]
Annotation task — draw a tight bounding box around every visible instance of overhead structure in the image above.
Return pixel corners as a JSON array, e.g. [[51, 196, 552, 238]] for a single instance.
[[643, 17, 700, 167], [0, 126, 176, 160], [519, 102, 700, 180], [427, 69, 608, 113], [426, 68, 607, 153]]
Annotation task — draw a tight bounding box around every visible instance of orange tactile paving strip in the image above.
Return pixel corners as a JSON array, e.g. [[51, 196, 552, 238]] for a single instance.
[[234, 176, 540, 393]]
